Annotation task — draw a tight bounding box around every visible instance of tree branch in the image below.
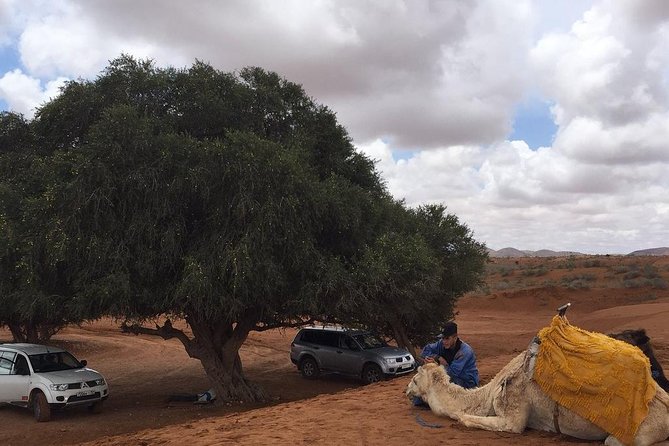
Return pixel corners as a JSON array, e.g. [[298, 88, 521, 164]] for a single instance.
[[121, 320, 195, 355], [252, 318, 317, 332]]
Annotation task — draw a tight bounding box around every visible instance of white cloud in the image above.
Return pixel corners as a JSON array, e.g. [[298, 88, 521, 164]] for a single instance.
[[0, 69, 66, 117], [554, 113, 669, 164], [531, 2, 669, 127]]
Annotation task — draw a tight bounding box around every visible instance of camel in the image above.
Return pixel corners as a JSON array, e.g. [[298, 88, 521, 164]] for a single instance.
[[609, 329, 669, 393], [406, 351, 669, 446]]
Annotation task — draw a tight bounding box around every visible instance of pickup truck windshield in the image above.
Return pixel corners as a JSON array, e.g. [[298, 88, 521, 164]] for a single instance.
[[29, 351, 82, 373]]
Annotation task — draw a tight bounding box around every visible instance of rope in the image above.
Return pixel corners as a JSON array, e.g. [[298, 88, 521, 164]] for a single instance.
[[415, 414, 443, 428]]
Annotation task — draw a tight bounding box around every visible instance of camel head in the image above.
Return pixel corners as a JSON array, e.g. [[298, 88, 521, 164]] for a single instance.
[[609, 328, 651, 354], [406, 363, 451, 400]]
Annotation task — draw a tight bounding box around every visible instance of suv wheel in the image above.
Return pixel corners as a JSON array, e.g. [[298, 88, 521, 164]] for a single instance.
[[300, 357, 320, 379], [32, 391, 51, 422], [361, 364, 383, 385]]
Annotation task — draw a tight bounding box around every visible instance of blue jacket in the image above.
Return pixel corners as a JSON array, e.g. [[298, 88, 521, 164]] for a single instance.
[[421, 338, 479, 388]]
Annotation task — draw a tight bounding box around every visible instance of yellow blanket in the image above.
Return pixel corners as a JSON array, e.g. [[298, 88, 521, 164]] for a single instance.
[[533, 315, 656, 446]]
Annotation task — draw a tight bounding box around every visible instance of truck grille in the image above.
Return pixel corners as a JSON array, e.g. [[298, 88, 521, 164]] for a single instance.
[[67, 380, 99, 390]]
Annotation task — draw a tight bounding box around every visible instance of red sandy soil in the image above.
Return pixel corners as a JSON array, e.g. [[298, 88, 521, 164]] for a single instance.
[[2, 255, 668, 446]]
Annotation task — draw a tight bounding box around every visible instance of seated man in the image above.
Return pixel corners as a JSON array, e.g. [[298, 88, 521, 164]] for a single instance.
[[413, 321, 479, 407]]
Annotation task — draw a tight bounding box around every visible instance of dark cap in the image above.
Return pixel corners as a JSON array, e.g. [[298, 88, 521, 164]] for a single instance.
[[441, 321, 458, 338]]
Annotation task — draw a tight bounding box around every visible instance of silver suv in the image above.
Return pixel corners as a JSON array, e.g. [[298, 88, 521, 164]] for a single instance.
[[0, 343, 109, 421], [290, 326, 416, 384]]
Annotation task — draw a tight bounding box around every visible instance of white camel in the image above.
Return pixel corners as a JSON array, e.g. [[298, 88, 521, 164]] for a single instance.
[[406, 351, 669, 446]]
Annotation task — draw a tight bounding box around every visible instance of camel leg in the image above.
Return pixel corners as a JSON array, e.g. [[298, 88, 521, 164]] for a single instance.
[[458, 410, 529, 434], [457, 379, 532, 434]]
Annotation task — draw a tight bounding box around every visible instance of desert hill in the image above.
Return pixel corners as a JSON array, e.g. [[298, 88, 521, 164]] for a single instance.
[[2, 255, 669, 446], [629, 247, 669, 256], [489, 247, 583, 257], [488, 246, 669, 257]]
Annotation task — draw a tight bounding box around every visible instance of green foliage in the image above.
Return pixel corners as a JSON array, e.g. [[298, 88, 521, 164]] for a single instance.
[[581, 259, 602, 268], [521, 266, 548, 277], [0, 111, 86, 341], [560, 273, 596, 290], [611, 265, 630, 274], [1, 57, 488, 398], [560, 255, 576, 270], [332, 202, 488, 349], [623, 278, 668, 289]]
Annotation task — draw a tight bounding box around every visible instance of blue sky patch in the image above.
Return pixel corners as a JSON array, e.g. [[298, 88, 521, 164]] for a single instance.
[[510, 97, 557, 150], [0, 45, 21, 112], [0, 44, 20, 75]]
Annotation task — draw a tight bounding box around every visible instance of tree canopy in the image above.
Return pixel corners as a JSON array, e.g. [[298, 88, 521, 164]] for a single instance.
[[0, 56, 487, 401]]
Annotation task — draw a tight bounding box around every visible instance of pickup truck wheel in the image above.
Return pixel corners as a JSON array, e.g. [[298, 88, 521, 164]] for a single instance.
[[32, 391, 51, 422], [362, 364, 383, 385], [300, 357, 320, 379], [88, 400, 104, 414]]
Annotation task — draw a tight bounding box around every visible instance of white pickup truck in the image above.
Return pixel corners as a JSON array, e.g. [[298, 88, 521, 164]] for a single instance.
[[0, 343, 109, 421]]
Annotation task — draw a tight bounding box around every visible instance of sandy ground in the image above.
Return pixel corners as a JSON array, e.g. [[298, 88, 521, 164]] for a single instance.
[[1, 256, 669, 446]]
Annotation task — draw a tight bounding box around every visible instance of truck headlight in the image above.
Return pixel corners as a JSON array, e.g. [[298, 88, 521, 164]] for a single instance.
[[95, 378, 106, 386], [384, 358, 396, 365], [49, 383, 69, 391]]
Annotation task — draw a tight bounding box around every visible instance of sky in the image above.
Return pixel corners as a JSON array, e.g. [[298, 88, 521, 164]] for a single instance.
[[1, 0, 668, 255]]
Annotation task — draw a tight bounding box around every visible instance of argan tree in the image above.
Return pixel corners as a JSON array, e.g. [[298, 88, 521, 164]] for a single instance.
[[6, 56, 487, 402]]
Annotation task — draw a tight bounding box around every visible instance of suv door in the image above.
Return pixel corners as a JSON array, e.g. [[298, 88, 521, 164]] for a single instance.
[[335, 334, 365, 375], [0, 351, 31, 404], [311, 331, 341, 371]]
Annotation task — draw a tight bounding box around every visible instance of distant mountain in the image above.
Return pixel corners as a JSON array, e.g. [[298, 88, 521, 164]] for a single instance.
[[488, 246, 669, 257], [627, 247, 669, 256], [489, 247, 526, 258], [489, 247, 584, 258]]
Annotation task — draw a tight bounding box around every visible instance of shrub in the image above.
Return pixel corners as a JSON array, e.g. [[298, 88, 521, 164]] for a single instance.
[[611, 265, 629, 274], [650, 278, 668, 289], [521, 267, 548, 277], [623, 270, 642, 280]]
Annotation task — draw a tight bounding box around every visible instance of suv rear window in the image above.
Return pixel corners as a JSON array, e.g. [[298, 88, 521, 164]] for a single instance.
[[300, 330, 340, 347]]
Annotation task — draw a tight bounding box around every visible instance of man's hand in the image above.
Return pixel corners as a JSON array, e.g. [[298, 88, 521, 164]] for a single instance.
[[422, 356, 446, 366]]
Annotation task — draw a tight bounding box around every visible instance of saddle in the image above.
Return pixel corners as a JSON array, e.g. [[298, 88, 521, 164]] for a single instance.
[[531, 315, 656, 445]]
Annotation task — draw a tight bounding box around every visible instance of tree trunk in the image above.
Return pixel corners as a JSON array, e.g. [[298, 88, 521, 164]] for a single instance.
[[197, 349, 269, 403], [390, 320, 419, 359], [182, 313, 270, 403], [7, 321, 56, 343], [122, 312, 271, 403], [8, 323, 27, 342]]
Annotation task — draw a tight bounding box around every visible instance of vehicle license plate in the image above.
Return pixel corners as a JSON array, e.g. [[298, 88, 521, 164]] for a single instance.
[[77, 390, 94, 397]]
